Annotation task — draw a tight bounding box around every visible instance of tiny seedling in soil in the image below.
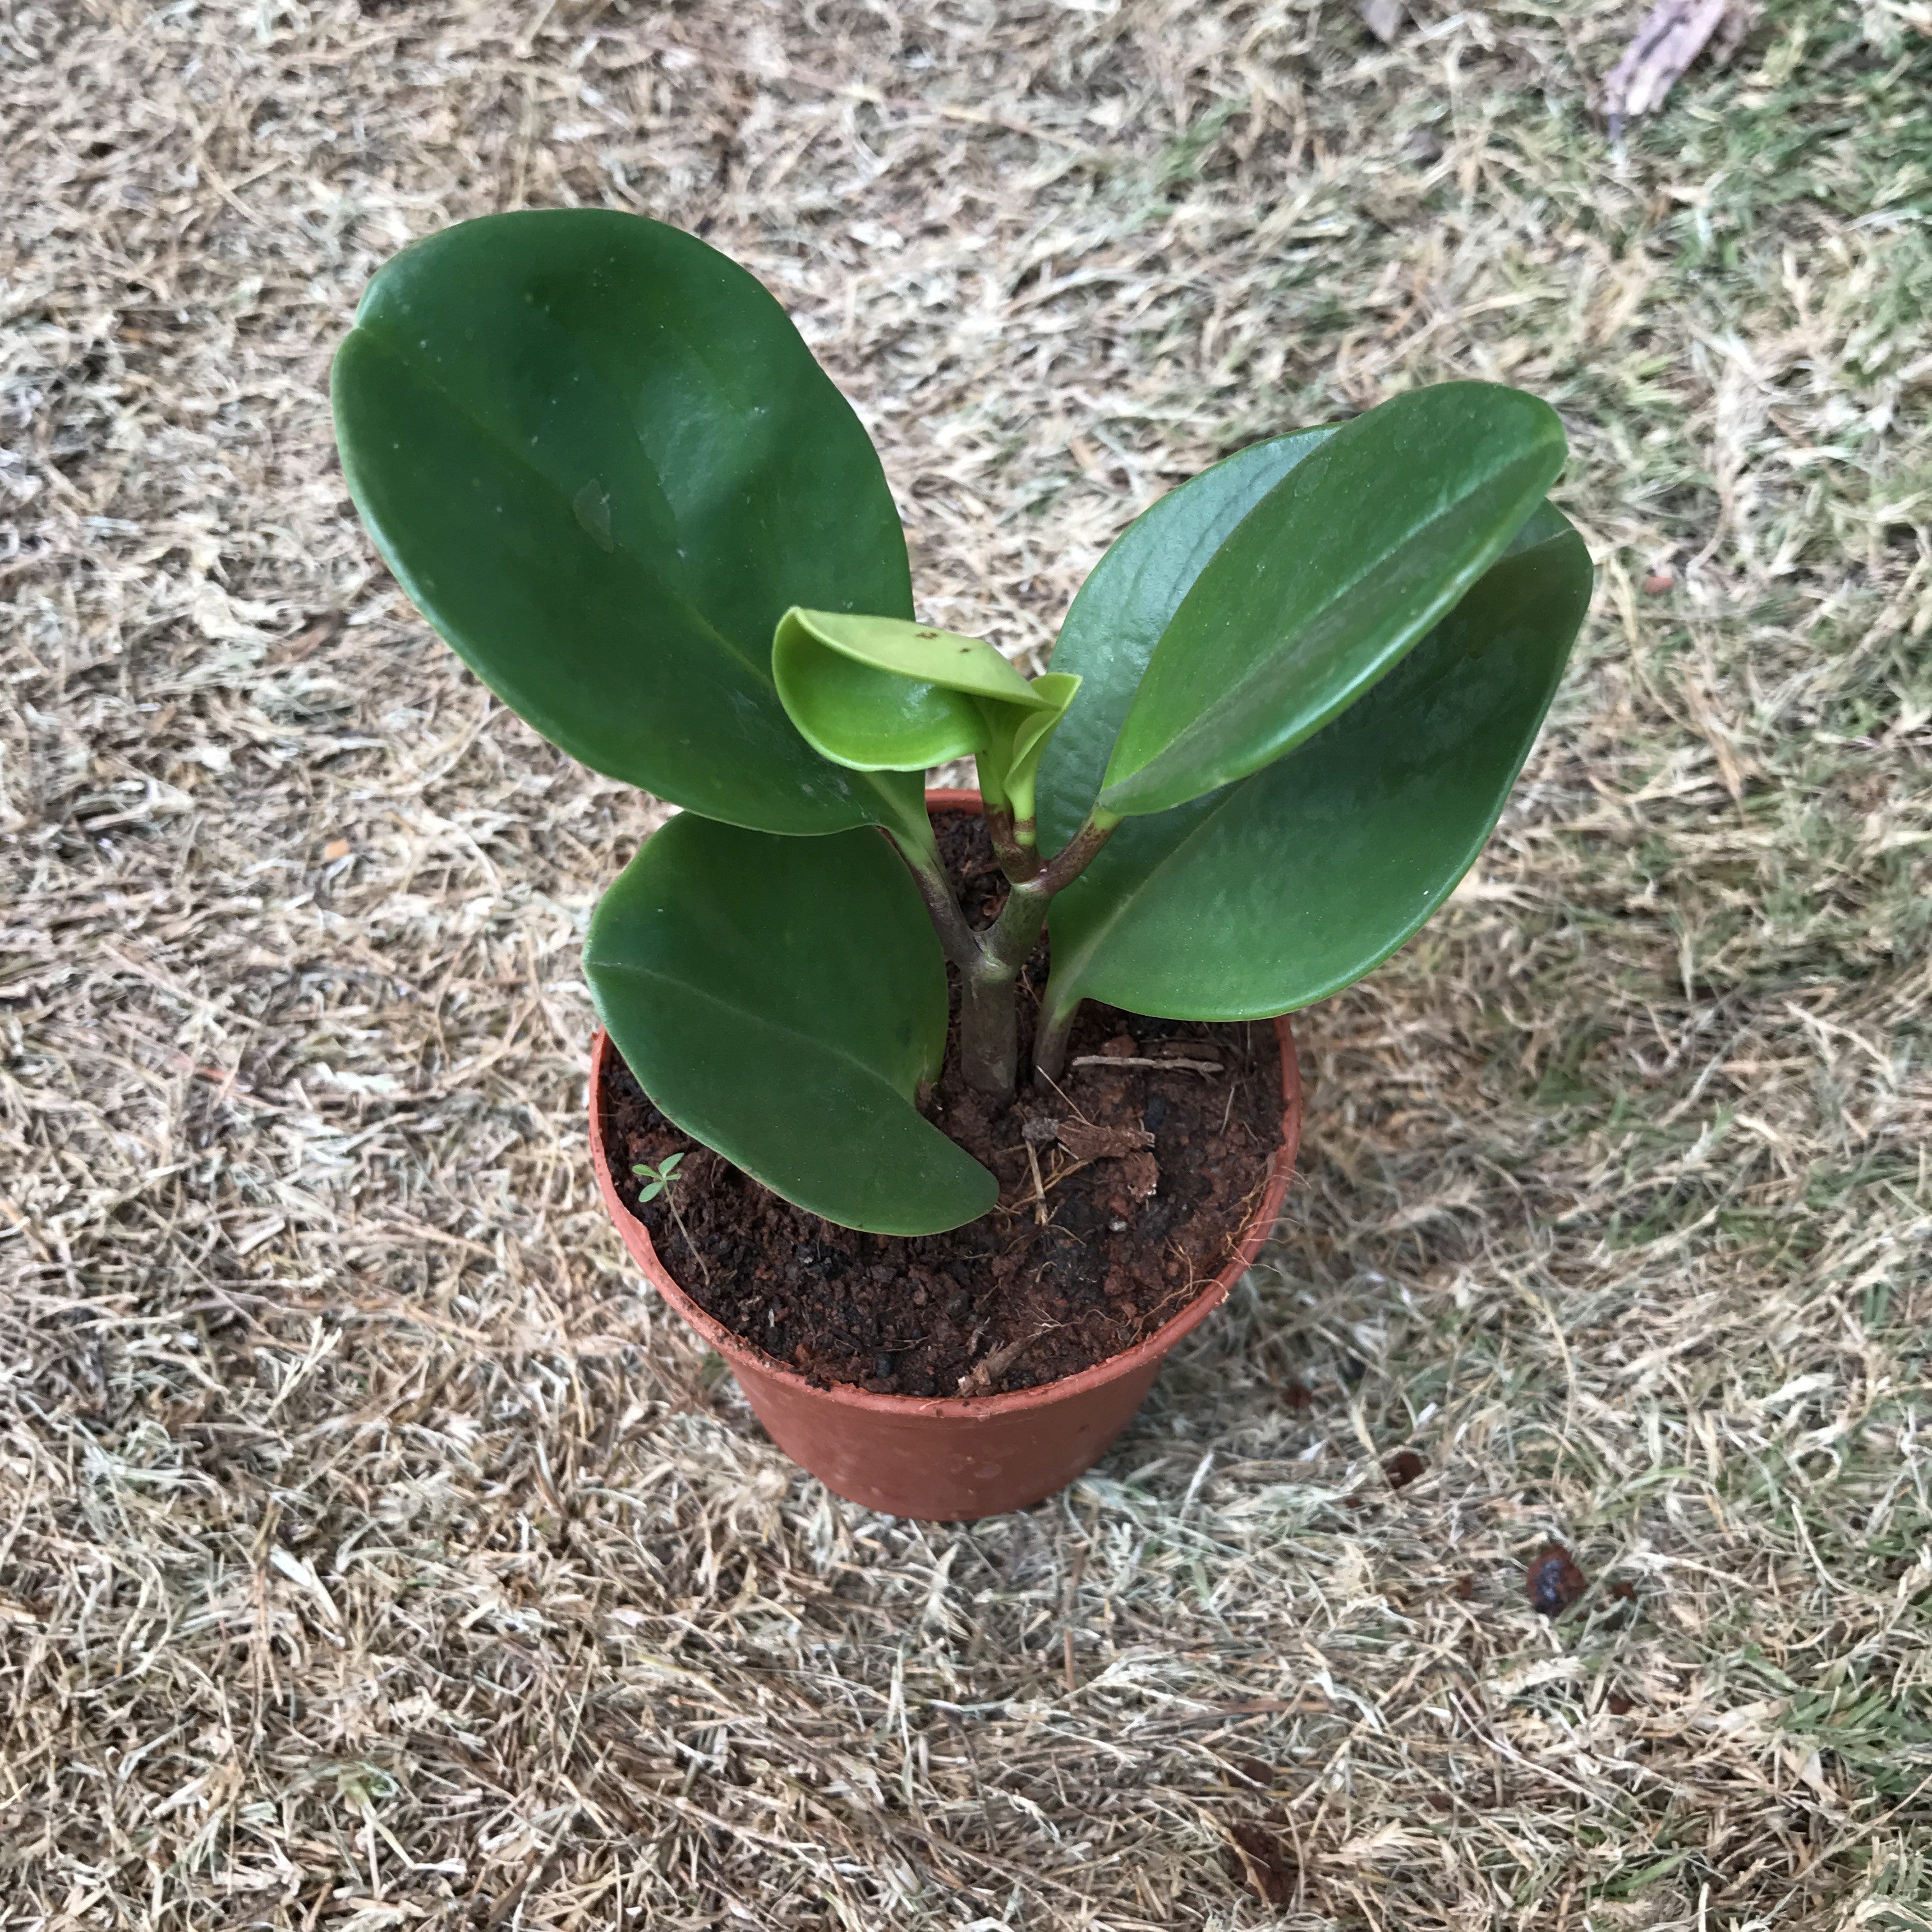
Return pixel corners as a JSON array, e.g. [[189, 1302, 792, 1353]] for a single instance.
[[632, 1155, 707, 1282]]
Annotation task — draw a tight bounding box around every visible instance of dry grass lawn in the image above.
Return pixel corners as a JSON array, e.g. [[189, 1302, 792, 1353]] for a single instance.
[[3, 1, 1931, 1926]]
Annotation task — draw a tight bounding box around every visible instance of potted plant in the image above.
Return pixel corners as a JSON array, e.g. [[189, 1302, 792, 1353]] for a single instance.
[[332, 210, 1591, 1519]]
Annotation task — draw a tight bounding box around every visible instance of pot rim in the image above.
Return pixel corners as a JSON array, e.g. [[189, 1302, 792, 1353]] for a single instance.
[[586, 788, 1303, 1421]]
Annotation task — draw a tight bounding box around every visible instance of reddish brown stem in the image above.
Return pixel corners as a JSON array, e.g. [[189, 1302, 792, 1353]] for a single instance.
[[1032, 814, 1117, 897], [985, 801, 1043, 883]]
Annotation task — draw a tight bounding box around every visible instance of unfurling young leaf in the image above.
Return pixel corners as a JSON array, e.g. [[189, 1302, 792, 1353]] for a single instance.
[[975, 672, 1082, 824], [772, 609, 1045, 772], [772, 609, 1081, 818]]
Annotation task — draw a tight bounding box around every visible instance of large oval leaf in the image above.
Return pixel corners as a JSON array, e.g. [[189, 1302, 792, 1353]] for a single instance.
[[585, 813, 997, 1236], [332, 210, 926, 843], [1043, 504, 1593, 1022], [1037, 427, 1338, 850], [1097, 383, 1568, 818]]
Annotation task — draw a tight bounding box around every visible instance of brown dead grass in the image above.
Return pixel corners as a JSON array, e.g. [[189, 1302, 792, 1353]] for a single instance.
[[3, 1, 1930, 1927]]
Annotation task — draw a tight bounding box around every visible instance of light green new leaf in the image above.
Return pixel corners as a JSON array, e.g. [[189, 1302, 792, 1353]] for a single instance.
[[1097, 382, 1568, 818], [585, 813, 997, 1236], [772, 608, 1046, 772], [332, 210, 926, 843], [981, 673, 1082, 824], [1044, 503, 1593, 1022]]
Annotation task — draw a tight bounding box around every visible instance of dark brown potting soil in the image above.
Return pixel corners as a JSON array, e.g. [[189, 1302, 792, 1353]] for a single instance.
[[599, 809, 1285, 1399]]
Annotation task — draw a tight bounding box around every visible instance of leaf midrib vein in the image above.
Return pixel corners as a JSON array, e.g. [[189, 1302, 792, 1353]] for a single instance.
[[590, 958, 930, 1098]]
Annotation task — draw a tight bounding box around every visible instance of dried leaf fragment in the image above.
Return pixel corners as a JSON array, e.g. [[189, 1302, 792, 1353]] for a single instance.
[[1056, 1120, 1153, 1163], [1358, 0, 1405, 43], [1120, 1149, 1158, 1201], [956, 1328, 1042, 1397]]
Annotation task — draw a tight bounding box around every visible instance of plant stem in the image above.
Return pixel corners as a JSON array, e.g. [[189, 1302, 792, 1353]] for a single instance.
[[1032, 997, 1078, 1085], [889, 801, 1124, 1103], [984, 801, 1042, 883], [957, 963, 1019, 1096], [886, 824, 984, 979], [1031, 809, 1119, 897], [985, 877, 1048, 972], [1020, 811, 1120, 1085]]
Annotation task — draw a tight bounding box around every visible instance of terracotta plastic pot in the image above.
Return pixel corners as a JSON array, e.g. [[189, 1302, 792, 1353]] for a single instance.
[[587, 789, 1303, 1521]]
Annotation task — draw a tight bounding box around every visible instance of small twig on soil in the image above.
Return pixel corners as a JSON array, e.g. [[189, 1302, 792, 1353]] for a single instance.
[[1033, 1067, 1094, 1124], [957, 1322, 1063, 1396], [1071, 1054, 1222, 1076], [1022, 1138, 1049, 1225]]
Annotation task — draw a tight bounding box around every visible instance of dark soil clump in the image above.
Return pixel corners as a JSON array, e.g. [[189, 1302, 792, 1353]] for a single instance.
[[1527, 1544, 1588, 1616], [600, 809, 1285, 1398]]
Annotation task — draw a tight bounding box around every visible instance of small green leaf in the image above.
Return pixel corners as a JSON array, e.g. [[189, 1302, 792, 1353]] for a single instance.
[[631, 1153, 682, 1202], [782, 610, 1044, 706], [332, 210, 926, 843], [1044, 503, 1593, 1021], [587, 812, 997, 1236], [985, 672, 1082, 824], [1097, 383, 1567, 817], [772, 608, 1053, 774]]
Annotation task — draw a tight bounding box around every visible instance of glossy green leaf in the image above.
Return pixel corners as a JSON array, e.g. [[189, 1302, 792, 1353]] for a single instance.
[[1038, 427, 1338, 850], [772, 609, 1045, 773], [1097, 383, 1568, 818], [585, 811, 997, 1236], [332, 209, 926, 843], [1043, 503, 1593, 1022]]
